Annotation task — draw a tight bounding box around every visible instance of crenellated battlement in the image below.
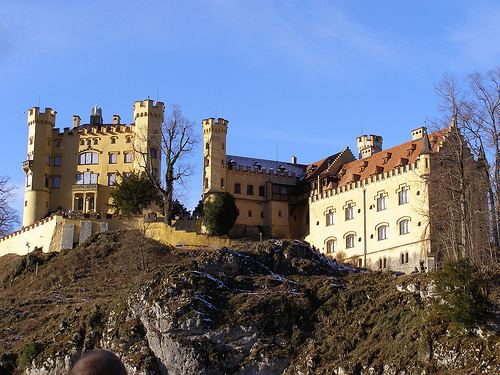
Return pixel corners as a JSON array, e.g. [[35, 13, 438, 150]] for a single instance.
[[133, 99, 164, 119], [27, 107, 57, 126], [309, 160, 421, 204], [202, 117, 229, 128]]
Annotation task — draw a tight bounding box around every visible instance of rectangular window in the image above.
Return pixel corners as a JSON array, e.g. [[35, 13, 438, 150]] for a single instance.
[[345, 206, 354, 221], [221, 178, 224, 188], [76, 172, 98, 185], [376, 195, 387, 211], [152, 168, 158, 178], [45, 174, 49, 188], [399, 187, 409, 205], [399, 220, 409, 235], [46, 155, 51, 166], [53, 155, 62, 167], [109, 153, 117, 164], [259, 185, 265, 197], [107, 173, 116, 186], [150, 147, 157, 159], [326, 211, 335, 226], [234, 183, 241, 194], [51, 176, 61, 189], [248, 210, 252, 217], [247, 185, 254, 195], [26, 174, 32, 187], [55, 139, 61, 147], [260, 211, 264, 218], [346, 234, 355, 248], [326, 239, 336, 253], [124, 152, 133, 163]]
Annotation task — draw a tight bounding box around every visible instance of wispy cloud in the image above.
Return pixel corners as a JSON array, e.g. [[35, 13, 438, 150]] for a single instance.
[[210, 1, 403, 71], [448, 4, 500, 69]]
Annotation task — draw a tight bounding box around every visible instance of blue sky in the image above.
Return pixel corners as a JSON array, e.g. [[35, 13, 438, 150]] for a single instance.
[[0, 0, 499, 216]]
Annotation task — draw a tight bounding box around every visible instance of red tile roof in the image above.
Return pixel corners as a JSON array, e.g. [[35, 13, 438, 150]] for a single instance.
[[335, 128, 449, 187]]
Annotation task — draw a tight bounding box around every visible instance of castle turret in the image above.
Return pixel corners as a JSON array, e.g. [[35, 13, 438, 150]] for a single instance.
[[356, 134, 383, 159], [22, 107, 56, 226], [202, 117, 228, 195], [133, 99, 164, 180], [90, 105, 103, 125]]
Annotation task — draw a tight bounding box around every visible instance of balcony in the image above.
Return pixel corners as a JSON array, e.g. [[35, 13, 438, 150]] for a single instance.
[[22, 160, 33, 173], [72, 184, 98, 191]]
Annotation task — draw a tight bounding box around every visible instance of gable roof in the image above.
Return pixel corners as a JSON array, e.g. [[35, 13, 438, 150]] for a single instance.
[[335, 128, 448, 187]]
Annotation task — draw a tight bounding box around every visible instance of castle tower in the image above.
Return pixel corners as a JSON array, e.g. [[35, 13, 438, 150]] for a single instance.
[[133, 99, 164, 180], [202, 117, 228, 196], [356, 134, 383, 159], [22, 107, 57, 226]]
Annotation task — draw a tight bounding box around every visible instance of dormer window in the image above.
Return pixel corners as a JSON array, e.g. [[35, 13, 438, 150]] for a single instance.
[[383, 152, 392, 164], [360, 161, 368, 172], [407, 143, 417, 156], [397, 158, 409, 167]]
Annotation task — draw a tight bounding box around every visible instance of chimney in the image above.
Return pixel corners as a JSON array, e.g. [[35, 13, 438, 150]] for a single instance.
[[411, 126, 426, 141], [112, 114, 121, 124], [291, 155, 297, 165], [73, 115, 81, 128]]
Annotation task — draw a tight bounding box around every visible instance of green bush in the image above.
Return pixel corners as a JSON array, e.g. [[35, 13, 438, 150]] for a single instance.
[[109, 172, 158, 215], [19, 340, 42, 368], [202, 193, 238, 235], [433, 259, 490, 327]]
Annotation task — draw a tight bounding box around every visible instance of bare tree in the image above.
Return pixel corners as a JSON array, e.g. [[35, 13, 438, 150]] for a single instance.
[[435, 70, 500, 249], [0, 176, 19, 236], [136, 104, 199, 223], [431, 72, 498, 268]]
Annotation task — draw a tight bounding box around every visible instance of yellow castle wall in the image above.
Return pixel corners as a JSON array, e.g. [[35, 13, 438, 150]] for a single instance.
[[22, 100, 163, 227], [306, 158, 430, 273]]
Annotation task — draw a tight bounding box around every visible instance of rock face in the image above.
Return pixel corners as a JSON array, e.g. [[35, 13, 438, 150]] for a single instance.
[[0, 233, 498, 374]]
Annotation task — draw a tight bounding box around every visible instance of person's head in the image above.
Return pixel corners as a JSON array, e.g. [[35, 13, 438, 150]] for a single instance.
[[71, 349, 127, 375]]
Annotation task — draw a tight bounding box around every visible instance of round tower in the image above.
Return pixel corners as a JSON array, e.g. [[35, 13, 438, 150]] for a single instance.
[[133, 99, 164, 179], [202, 117, 228, 196], [22, 107, 56, 226]]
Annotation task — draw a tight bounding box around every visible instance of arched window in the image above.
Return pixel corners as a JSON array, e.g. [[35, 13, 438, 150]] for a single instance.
[[405, 252, 409, 264], [346, 234, 355, 248], [325, 238, 336, 253], [78, 152, 99, 165], [399, 219, 410, 235], [124, 152, 133, 163], [383, 257, 387, 268], [110, 137, 117, 144], [377, 224, 388, 240], [379, 258, 383, 270], [125, 136, 131, 143], [108, 153, 117, 164]]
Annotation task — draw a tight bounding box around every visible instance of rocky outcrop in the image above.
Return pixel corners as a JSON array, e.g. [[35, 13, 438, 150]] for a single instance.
[[0, 234, 497, 374]]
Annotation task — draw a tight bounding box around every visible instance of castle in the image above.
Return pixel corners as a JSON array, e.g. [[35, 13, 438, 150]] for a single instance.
[[0, 100, 486, 274], [22, 99, 163, 226], [201, 117, 487, 272]]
